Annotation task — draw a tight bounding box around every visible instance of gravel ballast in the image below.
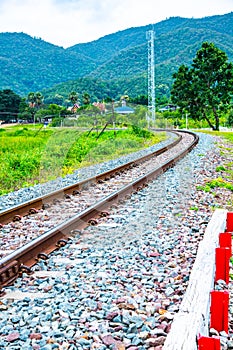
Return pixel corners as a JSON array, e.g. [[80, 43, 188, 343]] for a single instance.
[[0, 132, 232, 350]]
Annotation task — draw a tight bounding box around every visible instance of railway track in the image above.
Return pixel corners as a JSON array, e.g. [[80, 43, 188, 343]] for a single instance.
[[0, 130, 198, 292], [0, 131, 182, 225]]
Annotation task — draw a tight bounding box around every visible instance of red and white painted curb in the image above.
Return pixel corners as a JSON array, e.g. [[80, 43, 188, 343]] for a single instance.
[[198, 212, 233, 349]]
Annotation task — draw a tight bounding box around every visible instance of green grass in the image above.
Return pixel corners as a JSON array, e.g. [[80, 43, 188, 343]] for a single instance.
[[197, 131, 233, 199], [0, 125, 167, 195], [200, 178, 233, 192], [189, 206, 199, 211], [216, 165, 227, 172]]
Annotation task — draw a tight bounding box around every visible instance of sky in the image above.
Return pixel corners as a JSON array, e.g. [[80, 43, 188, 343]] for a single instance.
[[0, 0, 232, 48]]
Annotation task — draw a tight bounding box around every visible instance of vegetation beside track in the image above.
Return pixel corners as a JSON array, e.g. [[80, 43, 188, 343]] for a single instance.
[[0, 125, 166, 195], [197, 131, 233, 199]]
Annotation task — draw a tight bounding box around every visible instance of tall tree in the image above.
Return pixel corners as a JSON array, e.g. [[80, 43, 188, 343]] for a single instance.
[[171, 42, 233, 130], [68, 91, 79, 106], [35, 92, 43, 109], [27, 92, 44, 109], [0, 89, 22, 121], [27, 91, 44, 122], [227, 110, 233, 128], [82, 92, 91, 105]]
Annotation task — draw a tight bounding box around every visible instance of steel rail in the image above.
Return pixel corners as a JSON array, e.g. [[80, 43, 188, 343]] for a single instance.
[[0, 130, 199, 291], [0, 130, 181, 225]]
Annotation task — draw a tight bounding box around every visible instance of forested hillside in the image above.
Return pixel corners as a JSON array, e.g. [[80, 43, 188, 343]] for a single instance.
[[0, 12, 232, 101], [0, 33, 96, 94]]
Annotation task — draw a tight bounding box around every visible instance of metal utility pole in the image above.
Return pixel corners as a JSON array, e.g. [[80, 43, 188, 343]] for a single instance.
[[146, 29, 155, 125]]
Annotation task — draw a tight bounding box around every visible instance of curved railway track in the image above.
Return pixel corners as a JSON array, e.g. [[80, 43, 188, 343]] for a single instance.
[[0, 131, 182, 225], [0, 130, 198, 292]]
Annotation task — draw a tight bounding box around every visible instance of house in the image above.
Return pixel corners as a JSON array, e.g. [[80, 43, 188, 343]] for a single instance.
[[114, 99, 134, 114], [159, 104, 178, 112]]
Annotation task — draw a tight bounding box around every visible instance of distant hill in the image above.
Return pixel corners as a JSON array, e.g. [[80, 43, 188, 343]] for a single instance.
[[0, 12, 233, 101], [0, 32, 96, 95]]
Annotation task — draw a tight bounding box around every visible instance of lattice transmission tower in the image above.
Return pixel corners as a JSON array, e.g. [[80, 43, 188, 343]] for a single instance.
[[146, 29, 155, 125]]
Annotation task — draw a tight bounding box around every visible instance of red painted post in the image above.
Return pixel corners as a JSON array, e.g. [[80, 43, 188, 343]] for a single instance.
[[219, 232, 232, 255], [210, 290, 229, 333], [215, 247, 230, 284], [226, 212, 233, 232], [198, 336, 220, 349]]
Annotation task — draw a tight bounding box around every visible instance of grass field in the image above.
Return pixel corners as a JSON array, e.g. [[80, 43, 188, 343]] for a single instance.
[[198, 131, 233, 195], [0, 125, 167, 195]]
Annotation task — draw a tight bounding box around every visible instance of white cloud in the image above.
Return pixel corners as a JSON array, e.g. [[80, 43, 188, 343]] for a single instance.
[[0, 0, 232, 48]]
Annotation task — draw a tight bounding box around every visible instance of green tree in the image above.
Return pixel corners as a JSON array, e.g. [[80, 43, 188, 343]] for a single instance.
[[68, 91, 79, 106], [226, 110, 233, 128], [35, 92, 43, 109], [131, 95, 148, 106], [27, 92, 44, 123], [82, 92, 91, 105], [0, 89, 22, 122], [18, 98, 31, 122], [171, 42, 233, 131], [27, 92, 44, 108], [54, 94, 64, 105]]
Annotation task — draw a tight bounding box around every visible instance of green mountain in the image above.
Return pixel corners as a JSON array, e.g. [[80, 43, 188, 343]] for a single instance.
[[0, 12, 232, 101], [0, 33, 96, 95]]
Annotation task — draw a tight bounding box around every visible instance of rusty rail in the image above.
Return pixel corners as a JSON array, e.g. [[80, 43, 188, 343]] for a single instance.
[[0, 130, 181, 225], [0, 130, 199, 291]]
